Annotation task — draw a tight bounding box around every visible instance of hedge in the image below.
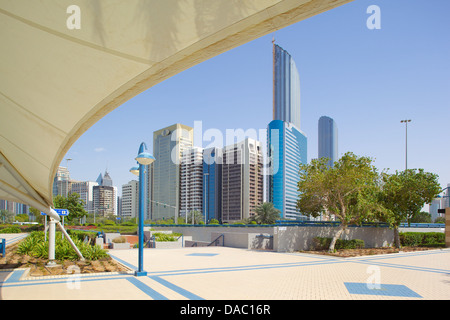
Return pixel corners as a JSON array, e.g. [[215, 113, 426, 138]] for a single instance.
[[313, 237, 365, 250], [400, 232, 444, 247]]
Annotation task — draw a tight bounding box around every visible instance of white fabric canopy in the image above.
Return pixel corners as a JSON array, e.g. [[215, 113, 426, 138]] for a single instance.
[[0, 0, 352, 216]]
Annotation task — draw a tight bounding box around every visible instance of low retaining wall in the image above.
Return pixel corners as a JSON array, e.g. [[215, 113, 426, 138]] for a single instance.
[[152, 225, 394, 252]]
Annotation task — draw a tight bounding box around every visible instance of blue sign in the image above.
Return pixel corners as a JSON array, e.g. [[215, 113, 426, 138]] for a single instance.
[[41, 209, 69, 216]]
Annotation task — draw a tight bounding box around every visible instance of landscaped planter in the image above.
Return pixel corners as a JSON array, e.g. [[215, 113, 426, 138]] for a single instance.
[[110, 242, 131, 249]]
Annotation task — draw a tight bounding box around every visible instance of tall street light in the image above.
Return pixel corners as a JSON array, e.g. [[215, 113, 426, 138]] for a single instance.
[[130, 142, 155, 277], [400, 119, 411, 170]]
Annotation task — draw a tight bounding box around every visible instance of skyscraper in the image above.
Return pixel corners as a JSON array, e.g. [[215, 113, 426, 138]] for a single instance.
[[203, 147, 222, 223], [52, 166, 71, 197], [273, 44, 301, 130], [268, 42, 307, 220], [121, 180, 139, 219], [222, 138, 263, 223], [180, 146, 204, 219], [267, 120, 307, 220], [93, 170, 117, 217], [152, 123, 193, 221], [318, 116, 338, 167], [70, 180, 98, 214]]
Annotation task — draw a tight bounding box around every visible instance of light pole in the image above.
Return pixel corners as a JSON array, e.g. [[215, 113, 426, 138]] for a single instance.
[[130, 142, 155, 277], [400, 119, 411, 170]]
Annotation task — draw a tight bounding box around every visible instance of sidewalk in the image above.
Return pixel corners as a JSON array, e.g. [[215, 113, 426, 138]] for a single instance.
[[1, 245, 449, 300]]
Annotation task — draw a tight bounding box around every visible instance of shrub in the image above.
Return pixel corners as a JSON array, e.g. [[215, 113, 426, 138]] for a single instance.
[[16, 231, 108, 261], [67, 229, 98, 243], [400, 232, 444, 247], [153, 232, 181, 242], [0, 226, 22, 233], [313, 237, 365, 250], [112, 236, 127, 243]]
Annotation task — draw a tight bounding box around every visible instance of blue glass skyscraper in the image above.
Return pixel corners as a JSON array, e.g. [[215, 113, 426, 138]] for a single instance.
[[268, 43, 307, 220], [202, 147, 222, 223], [318, 116, 338, 167], [273, 44, 301, 129], [268, 120, 307, 220]]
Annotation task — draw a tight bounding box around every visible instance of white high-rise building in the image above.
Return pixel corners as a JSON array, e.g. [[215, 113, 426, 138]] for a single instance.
[[70, 181, 98, 214], [121, 180, 139, 219], [180, 146, 204, 219], [152, 123, 193, 221], [53, 166, 71, 197]]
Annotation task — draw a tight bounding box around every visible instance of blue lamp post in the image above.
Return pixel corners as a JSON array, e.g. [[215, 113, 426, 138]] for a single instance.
[[130, 142, 155, 277]]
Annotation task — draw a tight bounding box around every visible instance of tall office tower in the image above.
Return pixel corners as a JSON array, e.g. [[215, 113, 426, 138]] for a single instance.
[[203, 147, 223, 223], [268, 42, 306, 220], [70, 181, 98, 214], [121, 180, 139, 219], [180, 147, 204, 220], [93, 170, 117, 217], [146, 163, 153, 220], [52, 166, 71, 197], [273, 44, 301, 130], [429, 196, 442, 222], [441, 183, 450, 210], [318, 116, 338, 167], [152, 123, 193, 221], [267, 120, 307, 220], [222, 138, 263, 223]]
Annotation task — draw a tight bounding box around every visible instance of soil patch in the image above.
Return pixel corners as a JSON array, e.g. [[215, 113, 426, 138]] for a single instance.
[[0, 241, 130, 277], [300, 246, 440, 257]]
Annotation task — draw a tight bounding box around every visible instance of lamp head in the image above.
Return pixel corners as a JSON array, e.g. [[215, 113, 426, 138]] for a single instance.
[[136, 152, 155, 165], [129, 166, 139, 176]]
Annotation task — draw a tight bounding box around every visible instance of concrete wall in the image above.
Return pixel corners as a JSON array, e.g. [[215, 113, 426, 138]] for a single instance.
[[273, 226, 393, 252], [153, 225, 394, 252], [446, 208, 450, 248]]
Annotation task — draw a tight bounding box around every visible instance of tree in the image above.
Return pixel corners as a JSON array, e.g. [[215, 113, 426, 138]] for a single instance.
[[297, 152, 386, 252], [410, 211, 432, 223], [0, 209, 14, 224], [186, 210, 204, 224], [53, 192, 88, 223], [380, 169, 441, 248], [252, 202, 280, 224]]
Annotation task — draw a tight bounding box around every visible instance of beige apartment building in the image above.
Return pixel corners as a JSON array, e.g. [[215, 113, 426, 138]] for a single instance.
[[221, 138, 263, 223]]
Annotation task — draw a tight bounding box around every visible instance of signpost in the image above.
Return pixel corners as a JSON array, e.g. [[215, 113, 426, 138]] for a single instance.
[[41, 209, 69, 240]]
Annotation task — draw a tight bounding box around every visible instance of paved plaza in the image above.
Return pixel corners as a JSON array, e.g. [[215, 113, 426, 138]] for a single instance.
[[1, 234, 449, 301]]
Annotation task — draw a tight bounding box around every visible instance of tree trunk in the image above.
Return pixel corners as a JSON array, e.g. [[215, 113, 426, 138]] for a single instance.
[[393, 226, 401, 248], [329, 225, 345, 252]]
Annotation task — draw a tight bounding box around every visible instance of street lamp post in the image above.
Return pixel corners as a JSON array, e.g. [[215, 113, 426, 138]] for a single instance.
[[400, 119, 411, 170], [130, 142, 155, 277]]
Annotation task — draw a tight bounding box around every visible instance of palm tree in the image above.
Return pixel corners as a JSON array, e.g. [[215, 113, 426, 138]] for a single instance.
[[252, 202, 280, 224]]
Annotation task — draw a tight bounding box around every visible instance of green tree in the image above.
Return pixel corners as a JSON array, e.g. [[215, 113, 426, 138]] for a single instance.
[[410, 211, 432, 223], [0, 209, 14, 224], [297, 152, 386, 252], [186, 210, 204, 224], [380, 169, 441, 248], [53, 192, 88, 223], [252, 202, 280, 224], [29, 207, 45, 224], [15, 213, 28, 222]]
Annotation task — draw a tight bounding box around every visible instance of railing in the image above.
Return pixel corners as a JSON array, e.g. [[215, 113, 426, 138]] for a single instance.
[[0, 238, 5, 257], [208, 234, 224, 246], [399, 223, 445, 228]]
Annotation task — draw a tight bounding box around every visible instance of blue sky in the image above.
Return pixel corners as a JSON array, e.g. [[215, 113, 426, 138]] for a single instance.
[[64, 0, 450, 198]]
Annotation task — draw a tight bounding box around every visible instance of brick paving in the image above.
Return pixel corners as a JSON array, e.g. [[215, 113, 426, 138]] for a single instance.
[[1, 240, 449, 300]]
